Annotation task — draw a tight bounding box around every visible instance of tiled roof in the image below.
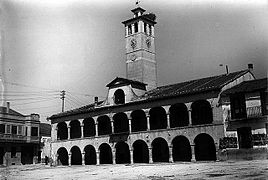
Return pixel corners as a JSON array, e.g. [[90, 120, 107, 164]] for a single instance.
[[221, 78, 267, 95], [49, 70, 250, 119], [40, 123, 51, 137], [0, 107, 24, 117]]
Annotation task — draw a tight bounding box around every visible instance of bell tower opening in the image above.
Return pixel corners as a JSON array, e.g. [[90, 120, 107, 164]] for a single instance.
[[122, 6, 157, 91]]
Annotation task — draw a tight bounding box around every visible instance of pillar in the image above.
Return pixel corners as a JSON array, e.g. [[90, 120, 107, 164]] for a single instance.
[[82, 152, 85, 165], [130, 148, 134, 164], [169, 145, 173, 163], [131, 24, 135, 35], [55, 126, 58, 140], [112, 149, 116, 164], [67, 125, 70, 140], [146, 24, 149, 35], [68, 153, 71, 166], [129, 118, 132, 133], [138, 20, 143, 32], [125, 26, 128, 36], [151, 26, 155, 36], [146, 114, 150, 131], [81, 124, 84, 138], [95, 122, 98, 137], [148, 147, 153, 163], [96, 151, 100, 165], [188, 109, 192, 126], [111, 120, 114, 134], [191, 144, 196, 162], [167, 112, 170, 129]]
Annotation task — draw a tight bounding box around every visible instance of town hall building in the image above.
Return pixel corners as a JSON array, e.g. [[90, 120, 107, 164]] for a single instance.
[[48, 6, 264, 166]]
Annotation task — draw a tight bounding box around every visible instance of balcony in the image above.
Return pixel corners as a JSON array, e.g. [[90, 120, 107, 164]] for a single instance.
[[0, 134, 27, 142], [246, 106, 262, 118]]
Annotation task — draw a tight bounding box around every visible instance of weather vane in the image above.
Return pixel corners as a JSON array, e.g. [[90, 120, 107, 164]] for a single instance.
[[135, 0, 141, 7]]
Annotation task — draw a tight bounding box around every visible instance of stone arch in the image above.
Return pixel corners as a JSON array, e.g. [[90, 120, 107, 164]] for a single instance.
[[169, 103, 189, 128], [57, 122, 68, 140], [149, 107, 167, 130], [151, 137, 169, 162], [70, 120, 81, 139], [97, 115, 112, 136], [194, 133, 216, 161], [83, 118, 95, 137], [133, 140, 149, 163], [57, 147, 68, 166], [70, 146, 82, 165], [113, 113, 129, 133], [131, 110, 147, 132], [191, 100, 213, 125], [99, 143, 112, 164], [84, 145, 96, 165], [115, 142, 130, 164], [114, 89, 125, 104], [172, 136, 191, 162]]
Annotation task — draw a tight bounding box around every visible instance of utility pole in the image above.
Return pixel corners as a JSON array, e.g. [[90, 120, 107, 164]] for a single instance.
[[60, 90, 65, 112]]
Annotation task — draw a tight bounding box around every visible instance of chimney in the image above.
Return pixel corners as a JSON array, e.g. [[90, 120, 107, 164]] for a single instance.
[[248, 63, 253, 72], [94, 97, 98, 106], [6, 102, 10, 113]]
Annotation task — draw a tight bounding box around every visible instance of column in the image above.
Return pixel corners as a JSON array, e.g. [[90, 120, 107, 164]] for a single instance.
[[138, 20, 143, 32], [169, 145, 173, 163], [96, 151, 100, 165], [125, 26, 128, 36], [111, 120, 114, 134], [191, 144, 196, 162], [55, 154, 59, 166], [148, 147, 153, 163], [81, 123, 84, 138], [130, 148, 134, 164], [151, 26, 155, 36], [55, 126, 58, 140], [188, 109, 192, 126], [146, 24, 149, 36], [67, 125, 71, 140], [131, 24, 135, 35], [167, 112, 170, 129], [82, 152, 85, 165], [95, 122, 98, 137], [146, 113, 150, 131], [68, 153, 72, 166], [129, 118, 132, 133], [112, 149, 116, 164]]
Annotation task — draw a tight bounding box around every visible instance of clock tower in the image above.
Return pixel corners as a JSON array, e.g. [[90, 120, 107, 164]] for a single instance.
[[122, 6, 157, 90]]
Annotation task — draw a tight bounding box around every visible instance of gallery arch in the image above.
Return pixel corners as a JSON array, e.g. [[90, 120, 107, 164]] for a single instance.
[[152, 137, 169, 162], [97, 116, 112, 136], [194, 133, 216, 161], [191, 100, 213, 125], [115, 142, 130, 164], [172, 136, 191, 162], [113, 113, 129, 133], [70, 146, 82, 165], [149, 107, 167, 130], [131, 110, 147, 132], [133, 140, 149, 163], [70, 120, 81, 139], [83, 118, 95, 137], [57, 122, 68, 140], [57, 147, 68, 166], [99, 143, 112, 164], [169, 103, 189, 128], [84, 145, 96, 165]]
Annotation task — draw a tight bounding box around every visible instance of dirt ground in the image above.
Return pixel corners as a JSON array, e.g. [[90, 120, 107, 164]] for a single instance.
[[0, 160, 267, 180]]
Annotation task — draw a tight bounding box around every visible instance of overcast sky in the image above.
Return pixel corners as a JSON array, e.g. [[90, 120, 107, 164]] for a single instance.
[[0, 0, 267, 122]]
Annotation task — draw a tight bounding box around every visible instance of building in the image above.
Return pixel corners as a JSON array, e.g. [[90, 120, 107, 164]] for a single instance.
[[0, 102, 40, 166], [39, 123, 51, 163], [48, 6, 262, 166]]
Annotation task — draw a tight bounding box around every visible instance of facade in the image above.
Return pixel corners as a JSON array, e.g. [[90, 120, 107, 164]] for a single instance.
[[48, 6, 258, 166], [40, 123, 51, 163], [221, 78, 268, 149], [0, 103, 40, 166]]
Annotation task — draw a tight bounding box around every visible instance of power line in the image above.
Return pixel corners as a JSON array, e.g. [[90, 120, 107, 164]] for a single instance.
[[11, 97, 58, 106]]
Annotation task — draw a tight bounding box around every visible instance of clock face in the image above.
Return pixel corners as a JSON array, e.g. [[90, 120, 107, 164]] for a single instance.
[[146, 38, 151, 48], [130, 39, 137, 49]]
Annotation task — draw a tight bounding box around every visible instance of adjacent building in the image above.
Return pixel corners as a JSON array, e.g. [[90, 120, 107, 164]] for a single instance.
[[48, 6, 265, 166], [0, 103, 40, 166]]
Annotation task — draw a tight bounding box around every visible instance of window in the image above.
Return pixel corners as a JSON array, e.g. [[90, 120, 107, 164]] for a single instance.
[[11, 147, 16, 158], [134, 22, 138, 33], [128, 25, 132, 35], [144, 23, 147, 34], [6, 125, 11, 134], [114, 89, 125, 104], [31, 127, 38, 136], [12, 125, 17, 135], [25, 127, 28, 136], [18, 126, 22, 135], [230, 93, 246, 119], [0, 124, 5, 134]]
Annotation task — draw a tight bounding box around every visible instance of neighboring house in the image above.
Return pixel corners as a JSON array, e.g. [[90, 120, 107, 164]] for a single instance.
[[48, 6, 259, 166], [40, 123, 51, 163], [220, 78, 268, 149], [0, 102, 40, 166]]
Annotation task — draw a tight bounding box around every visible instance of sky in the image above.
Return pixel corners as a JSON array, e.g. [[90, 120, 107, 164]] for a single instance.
[[0, 0, 267, 122]]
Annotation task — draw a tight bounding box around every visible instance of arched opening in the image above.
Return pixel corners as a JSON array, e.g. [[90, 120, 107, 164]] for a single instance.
[[115, 142, 130, 164], [57, 122, 68, 140], [133, 140, 149, 163], [71, 146, 82, 165], [131, 110, 147, 132], [57, 147, 68, 166], [70, 120, 81, 139], [83, 118, 95, 137], [152, 138, 169, 162], [99, 143, 112, 164], [113, 113, 129, 133], [191, 100, 213, 125], [194, 133, 216, 161], [114, 89, 125, 104], [84, 145, 96, 165], [97, 116, 112, 136], [172, 136, 191, 162], [149, 107, 167, 130], [169, 103, 189, 128], [0, 147, 4, 165]]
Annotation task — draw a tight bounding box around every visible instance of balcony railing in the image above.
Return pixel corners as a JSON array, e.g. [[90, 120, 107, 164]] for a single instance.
[[246, 106, 262, 118], [0, 134, 27, 142]]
